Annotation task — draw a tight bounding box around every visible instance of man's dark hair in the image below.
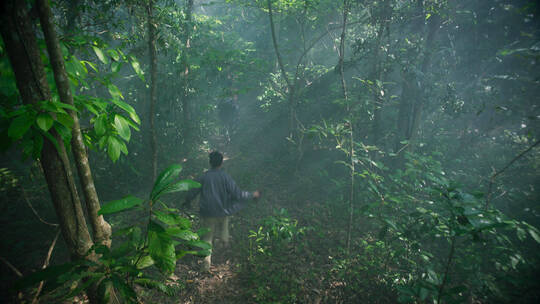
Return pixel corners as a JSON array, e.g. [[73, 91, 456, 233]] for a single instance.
[[209, 151, 223, 168]]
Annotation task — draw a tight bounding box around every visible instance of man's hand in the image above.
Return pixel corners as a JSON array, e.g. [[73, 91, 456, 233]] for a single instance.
[[253, 190, 261, 199]]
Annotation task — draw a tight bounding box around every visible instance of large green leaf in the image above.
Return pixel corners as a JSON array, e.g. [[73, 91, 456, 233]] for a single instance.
[[92, 46, 108, 64], [111, 99, 140, 125], [107, 83, 124, 100], [150, 164, 183, 200], [154, 210, 181, 226], [98, 195, 144, 215], [36, 113, 54, 132], [107, 135, 123, 162], [94, 114, 107, 136], [147, 220, 176, 274], [129, 55, 145, 81], [8, 113, 34, 139], [51, 101, 78, 113], [160, 179, 201, 197], [107, 49, 120, 61], [114, 115, 131, 141], [187, 240, 212, 250], [135, 255, 155, 269], [166, 227, 198, 241]]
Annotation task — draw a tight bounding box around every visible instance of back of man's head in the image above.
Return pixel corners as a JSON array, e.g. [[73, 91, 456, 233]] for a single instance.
[[209, 151, 223, 168]]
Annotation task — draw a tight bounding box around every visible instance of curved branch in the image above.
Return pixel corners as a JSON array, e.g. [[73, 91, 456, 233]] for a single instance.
[[485, 139, 540, 209], [267, 0, 291, 90]]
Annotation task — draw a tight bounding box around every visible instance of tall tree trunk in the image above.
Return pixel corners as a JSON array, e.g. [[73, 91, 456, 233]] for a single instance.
[[147, 0, 158, 181], [370, 0, 391, 145], [0, 0, 93, 261], [181, 0, 194, 151], [267, 0, 296, 139], [370, 24, 385, 145], [337, 0, 353, 253], [395, 13, 441, 153], [36, 0, 112, 247]]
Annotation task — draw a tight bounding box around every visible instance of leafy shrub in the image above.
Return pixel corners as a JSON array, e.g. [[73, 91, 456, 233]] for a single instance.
[[15, 164, 206, 303]]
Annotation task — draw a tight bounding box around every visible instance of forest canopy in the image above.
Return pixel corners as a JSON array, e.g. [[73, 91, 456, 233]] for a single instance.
[[0, 0, 539, 303]]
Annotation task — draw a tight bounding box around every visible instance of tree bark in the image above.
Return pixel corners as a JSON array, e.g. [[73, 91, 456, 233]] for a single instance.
[[36, 0, 112, 247], [147, 0, 158, 181], [0, 0, 93, 260]]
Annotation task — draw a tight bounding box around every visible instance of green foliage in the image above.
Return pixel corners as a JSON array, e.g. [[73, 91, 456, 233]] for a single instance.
[[245, 209, 311, 303], [1, 99, 77, 159], [14, 164, 202, 303], [357, 152, 539, 303]]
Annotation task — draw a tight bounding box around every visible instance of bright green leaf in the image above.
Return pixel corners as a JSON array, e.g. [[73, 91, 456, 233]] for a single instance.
[[166, 227, 198, 241], [92, 46, 108, 64], [160, 179, 201, 196], [36, 113, 54, 132], [135, 256, 154, 269], [107, 83, 124, 100], [114, 115, 131, 141], [151, 164, 183, 201], [111, 99, 140, 125], [107, 136, 123, 162], [528, 228, 540, 243], [98, 195, 144, 215], [94, 115, 107, 136], [129, 55, 145, 81], [107, 49, 120, 61], [148, 220, 176, 274]]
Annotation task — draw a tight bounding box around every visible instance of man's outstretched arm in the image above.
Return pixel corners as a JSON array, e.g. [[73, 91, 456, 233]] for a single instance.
[[226, 175, 260, 200]]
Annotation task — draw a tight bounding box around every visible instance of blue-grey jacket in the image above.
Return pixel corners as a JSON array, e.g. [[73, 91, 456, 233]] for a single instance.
[[187, 168, 253, 217]]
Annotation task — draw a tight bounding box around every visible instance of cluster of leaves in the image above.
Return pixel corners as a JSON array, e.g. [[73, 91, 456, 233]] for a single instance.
[[63, 36, 144, 162], [0, 35, 144, 162], [2, 99, 77, 159], [15, 164, 207, 303]]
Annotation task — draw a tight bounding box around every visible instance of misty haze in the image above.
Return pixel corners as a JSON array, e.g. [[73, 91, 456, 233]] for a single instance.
[[0, 0, 539, 303]]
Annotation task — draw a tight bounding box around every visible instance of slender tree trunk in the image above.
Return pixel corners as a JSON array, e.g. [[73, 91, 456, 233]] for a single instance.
[[36, 0, 112, 247], [147, 0, 158, 181], [0, 0, 93, 261], [181, 0, 194, 151], [267, 0, 296, 139], [370, 23, 385, 145], [337, 0, 353, 253], [370, 0, 392, 145], [395, 13, 440, 153]]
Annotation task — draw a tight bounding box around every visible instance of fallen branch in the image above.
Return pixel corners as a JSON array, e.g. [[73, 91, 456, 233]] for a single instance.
[[0, 256, 23, 277], [32, 228, 61, 304]]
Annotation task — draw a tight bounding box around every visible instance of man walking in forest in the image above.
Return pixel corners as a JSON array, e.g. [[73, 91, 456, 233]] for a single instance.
[[218, 95, 240, 143], [184, 151, 260, 272]]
